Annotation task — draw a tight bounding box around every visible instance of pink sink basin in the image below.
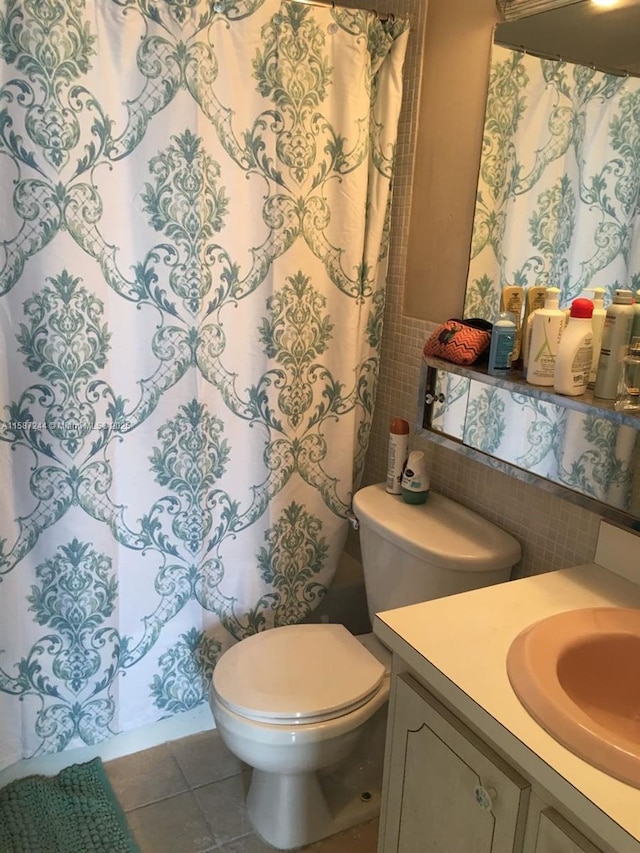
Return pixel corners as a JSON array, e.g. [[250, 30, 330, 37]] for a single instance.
[[507, 607, 640, 787]]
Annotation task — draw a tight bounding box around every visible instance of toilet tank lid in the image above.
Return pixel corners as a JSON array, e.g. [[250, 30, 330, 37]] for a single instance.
[[352, 483, 521, 572]]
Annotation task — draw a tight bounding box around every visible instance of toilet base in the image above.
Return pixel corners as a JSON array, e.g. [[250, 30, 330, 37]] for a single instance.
[[246, 706, 387, 850], [247, 758, 382, 850]]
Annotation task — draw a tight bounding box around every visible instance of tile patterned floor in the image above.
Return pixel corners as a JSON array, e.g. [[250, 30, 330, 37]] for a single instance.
[[104, 730, 379, 853]]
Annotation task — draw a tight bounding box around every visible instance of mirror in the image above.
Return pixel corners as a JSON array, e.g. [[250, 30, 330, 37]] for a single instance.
[[425, 0, 640, 523], [422, 361, 640, 522], [494, 0, 640, 76], [465, 0, 640, 322]]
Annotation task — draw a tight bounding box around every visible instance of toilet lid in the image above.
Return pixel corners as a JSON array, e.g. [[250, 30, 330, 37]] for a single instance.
[[212, 623, 386, 724]]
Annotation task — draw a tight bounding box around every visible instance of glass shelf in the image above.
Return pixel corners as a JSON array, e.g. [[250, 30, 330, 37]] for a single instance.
[[422, 356, 640, 430]]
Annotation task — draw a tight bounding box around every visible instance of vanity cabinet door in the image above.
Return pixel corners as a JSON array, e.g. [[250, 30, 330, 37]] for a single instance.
[[527, 808, 605, 853], [380, 673, 529, 853]]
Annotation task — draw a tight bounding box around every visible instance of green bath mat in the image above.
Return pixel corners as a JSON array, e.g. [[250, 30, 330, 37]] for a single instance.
[[0, 757, 140, 853]]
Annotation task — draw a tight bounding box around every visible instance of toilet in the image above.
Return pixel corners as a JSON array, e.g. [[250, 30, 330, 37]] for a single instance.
[[209, 483, 521, 850]]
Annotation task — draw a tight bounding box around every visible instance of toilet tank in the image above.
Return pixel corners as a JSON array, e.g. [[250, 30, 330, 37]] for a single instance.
[[352, 483, 521, 625]]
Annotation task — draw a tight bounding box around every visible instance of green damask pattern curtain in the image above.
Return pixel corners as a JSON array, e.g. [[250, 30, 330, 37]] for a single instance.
[[0, 0, 408, 768]]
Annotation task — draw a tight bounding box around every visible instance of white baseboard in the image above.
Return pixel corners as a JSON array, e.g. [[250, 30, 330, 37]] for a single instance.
[[0, 704, 214, 786]]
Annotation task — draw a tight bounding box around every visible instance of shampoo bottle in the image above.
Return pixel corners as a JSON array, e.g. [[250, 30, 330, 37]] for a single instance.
[[553, 298, 593, 396], [593, 289, 635, 399], [525, 287, 565, 386], [521, 286, 547, 372], [386, 417, 409, 494], [500, 286, 525, 362], [586, 287, 606, 388], [487, 312, 516, 375]]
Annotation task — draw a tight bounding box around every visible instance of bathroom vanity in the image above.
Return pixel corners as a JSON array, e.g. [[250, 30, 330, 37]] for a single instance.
[[373, 521, 640, 853]]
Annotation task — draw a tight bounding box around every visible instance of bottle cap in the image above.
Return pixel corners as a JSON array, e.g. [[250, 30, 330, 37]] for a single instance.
[[613, 289, 633, 304], [585, 287, 605, 307], [570, 298, 593, 319], [390, 417, 410, 435], [544, 287, 561, 309]]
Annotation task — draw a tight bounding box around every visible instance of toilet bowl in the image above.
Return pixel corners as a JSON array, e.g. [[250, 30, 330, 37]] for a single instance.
[[210, 484, 521, 850], [210, 625, 391, 850]]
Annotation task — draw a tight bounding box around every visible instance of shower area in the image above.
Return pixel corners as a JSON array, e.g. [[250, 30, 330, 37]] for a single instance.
[[0, 0, 416, 771]]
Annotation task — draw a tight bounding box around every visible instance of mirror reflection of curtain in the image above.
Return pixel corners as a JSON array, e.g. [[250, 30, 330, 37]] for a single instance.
[[465, 44, 640, 318], [461, 382, 638, 510], [430, 372, 469, 440], [554, 410, 638, 508], [462, 44, 640, 513]]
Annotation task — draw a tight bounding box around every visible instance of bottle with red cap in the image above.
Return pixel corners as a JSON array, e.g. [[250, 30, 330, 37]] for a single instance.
[[386, 417, 410, 495], [553, 298, 594, 396]]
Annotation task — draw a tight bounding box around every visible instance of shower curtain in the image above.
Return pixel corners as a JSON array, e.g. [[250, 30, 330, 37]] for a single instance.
[[0, 0, 408, 769]]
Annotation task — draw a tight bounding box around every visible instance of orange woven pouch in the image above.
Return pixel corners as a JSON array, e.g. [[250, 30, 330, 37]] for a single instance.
[[423, 319, 492, 366]]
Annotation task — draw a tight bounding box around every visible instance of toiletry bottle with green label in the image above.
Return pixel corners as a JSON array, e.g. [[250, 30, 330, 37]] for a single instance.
[[526, 287, 565, 386], [401, 451, 430, 504]]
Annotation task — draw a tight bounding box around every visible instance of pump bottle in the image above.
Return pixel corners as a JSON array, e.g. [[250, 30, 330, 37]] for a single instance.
[[521, 286, 547, 372], [525, 287, 565, 386]]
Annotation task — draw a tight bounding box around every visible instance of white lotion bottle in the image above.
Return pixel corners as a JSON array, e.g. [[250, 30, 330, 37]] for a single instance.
[[386, 417, 409, 494], [553, 298, 594, 396], [586, 287, 606, 388], [525, 287, 565, 386], [594, 289, 635, 399]]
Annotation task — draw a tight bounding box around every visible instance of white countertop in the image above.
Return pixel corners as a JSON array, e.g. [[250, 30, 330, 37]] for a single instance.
[[374, 560, 640, 852]]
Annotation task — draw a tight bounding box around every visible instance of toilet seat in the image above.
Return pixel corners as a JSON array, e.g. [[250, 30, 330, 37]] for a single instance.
[[212, 623, 386, 725]]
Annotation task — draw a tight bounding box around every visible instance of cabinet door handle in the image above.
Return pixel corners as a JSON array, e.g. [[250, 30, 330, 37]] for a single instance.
[[473, 785, 497, 810]]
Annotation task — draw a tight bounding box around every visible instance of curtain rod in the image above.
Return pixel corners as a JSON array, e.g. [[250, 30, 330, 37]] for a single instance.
[[496, 40, 640, 80], [286, 0, 396, 22]]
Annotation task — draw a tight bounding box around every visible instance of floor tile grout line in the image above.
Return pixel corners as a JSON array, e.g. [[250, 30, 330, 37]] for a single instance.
[[121, 785, 193, 814], [187, 770, 243, 792]]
